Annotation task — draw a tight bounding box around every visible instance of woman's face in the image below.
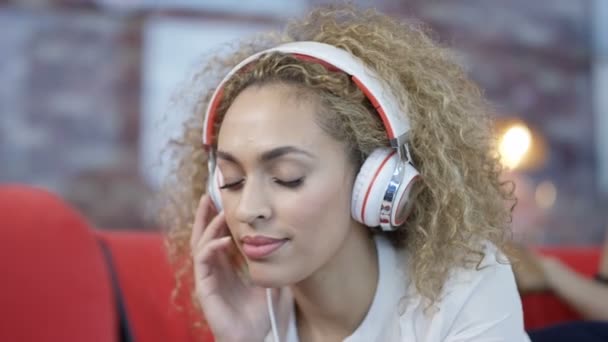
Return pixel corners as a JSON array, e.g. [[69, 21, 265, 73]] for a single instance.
[[216, 83, 357, 287]]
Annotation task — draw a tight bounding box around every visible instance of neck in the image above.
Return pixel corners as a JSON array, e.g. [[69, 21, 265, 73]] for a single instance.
[[289, 223, 379, 341]]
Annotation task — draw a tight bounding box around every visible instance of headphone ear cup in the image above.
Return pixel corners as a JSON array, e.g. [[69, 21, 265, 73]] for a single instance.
[[389, 162, 420, 227], [208, 167, 223, 211], [351, 148, 399, 227]]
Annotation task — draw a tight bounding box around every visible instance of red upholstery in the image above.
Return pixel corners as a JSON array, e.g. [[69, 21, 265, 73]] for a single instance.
[[0, 185, 117, 342], [0, 184, 212, 342], [94, 230, 211, 342], [0, 184, 603, 339]]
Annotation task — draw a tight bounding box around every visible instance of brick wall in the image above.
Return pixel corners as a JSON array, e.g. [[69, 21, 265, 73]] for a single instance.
[[1, 1, 604, 241]]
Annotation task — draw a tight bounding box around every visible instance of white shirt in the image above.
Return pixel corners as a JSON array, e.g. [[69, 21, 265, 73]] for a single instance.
[[265, 235, 531, 342]]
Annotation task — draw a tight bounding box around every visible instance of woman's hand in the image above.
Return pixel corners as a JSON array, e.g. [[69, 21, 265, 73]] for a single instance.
[[190, 195, 271, 342]]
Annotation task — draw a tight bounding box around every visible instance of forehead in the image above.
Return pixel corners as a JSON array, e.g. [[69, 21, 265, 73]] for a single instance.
[[217, 84, 331, 153]]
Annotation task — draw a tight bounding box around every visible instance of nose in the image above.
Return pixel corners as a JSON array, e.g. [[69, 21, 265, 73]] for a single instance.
[[234, 176, 272, 225]]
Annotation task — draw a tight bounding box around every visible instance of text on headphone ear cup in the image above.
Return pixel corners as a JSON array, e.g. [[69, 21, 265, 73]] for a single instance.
[[351, 148, 398, 227]]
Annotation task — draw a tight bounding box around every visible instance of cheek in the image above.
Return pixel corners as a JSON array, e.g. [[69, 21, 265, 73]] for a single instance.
[[279, 176, 353, 236]]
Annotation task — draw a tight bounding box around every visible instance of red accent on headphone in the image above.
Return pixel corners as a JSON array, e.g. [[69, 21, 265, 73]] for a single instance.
[[361, 150, 396, 224], [205, 87, 224, 146], [352, 76, 394, 140], [205, 53, 394, 145], [291, 56, 394, 141]]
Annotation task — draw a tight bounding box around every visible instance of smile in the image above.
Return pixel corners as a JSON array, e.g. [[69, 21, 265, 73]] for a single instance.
[[240, 236, 288, 260]]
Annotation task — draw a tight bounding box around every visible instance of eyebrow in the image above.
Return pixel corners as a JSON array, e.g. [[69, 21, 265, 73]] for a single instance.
[[216, 146, 316, 165]]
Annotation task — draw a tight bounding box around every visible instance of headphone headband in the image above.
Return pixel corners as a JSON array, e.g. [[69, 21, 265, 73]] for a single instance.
[[202, 41, 411, 147]]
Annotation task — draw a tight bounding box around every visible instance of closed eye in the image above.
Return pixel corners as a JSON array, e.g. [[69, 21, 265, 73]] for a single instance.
[[219, 178, 305, 191], [219, 180, 244, 190], [274, 178, 304, 189]]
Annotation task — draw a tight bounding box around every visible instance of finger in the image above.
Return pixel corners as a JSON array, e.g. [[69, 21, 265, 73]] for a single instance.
[[193, 212, 232, 276], [199, 227, 240, 286], [193, 236, 232, 282], [190, 194, 212, 250], [197, 211, 228, 250]]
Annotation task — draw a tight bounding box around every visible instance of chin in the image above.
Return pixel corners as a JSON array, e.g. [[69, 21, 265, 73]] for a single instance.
[[246, 261, 298, 288]]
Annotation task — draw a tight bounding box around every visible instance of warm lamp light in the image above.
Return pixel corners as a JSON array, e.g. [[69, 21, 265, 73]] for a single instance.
[[499, 124, 532, 170], [495, 118, 547, 172]]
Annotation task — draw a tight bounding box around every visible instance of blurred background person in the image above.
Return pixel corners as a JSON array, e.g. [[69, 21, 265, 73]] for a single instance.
[[514, 229, 608, 341], [515, 229, 608, 320]]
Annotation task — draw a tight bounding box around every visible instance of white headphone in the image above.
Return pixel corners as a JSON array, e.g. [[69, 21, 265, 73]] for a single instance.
[[202, 41, 420, 231]]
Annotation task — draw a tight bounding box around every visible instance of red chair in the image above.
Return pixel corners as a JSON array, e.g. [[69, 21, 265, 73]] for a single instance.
[[0, 185, 117, 342], [0, 184, 602, 339], [0, 184, 212, 342], [95, 230, 209, 342]]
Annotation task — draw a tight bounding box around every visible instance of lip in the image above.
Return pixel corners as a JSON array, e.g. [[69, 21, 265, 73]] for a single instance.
[[240, 235, 288, 260]]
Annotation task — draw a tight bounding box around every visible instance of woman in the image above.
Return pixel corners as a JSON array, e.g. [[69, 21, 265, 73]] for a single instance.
[[162, 5, 530, 342]]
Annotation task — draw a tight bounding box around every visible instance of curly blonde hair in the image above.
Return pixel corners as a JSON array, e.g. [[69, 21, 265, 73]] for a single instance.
[[160, 4, 516, 326]]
